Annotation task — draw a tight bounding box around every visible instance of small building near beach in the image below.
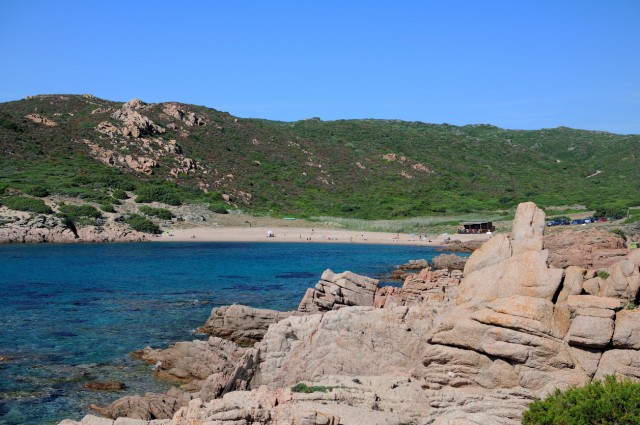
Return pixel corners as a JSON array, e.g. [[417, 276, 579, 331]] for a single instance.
[[459, 221, 495, 234]]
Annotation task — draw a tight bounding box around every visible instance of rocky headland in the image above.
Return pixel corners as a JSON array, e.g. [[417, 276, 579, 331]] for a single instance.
[[59, 202, 640, 425], [0, 212, 149, 243]]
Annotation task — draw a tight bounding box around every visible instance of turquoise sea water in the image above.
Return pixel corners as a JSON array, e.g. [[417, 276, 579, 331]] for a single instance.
[[0, 242, 452, 424]]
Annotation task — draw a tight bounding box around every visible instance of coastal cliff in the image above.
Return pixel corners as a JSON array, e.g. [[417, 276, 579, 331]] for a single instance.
[[59, 202, 640, 425]]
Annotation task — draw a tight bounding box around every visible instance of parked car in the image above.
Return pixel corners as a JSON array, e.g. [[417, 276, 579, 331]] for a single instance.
[[596, 217, 608, 223], [547, 219, 570, 226], [571, 219, 586, 225]]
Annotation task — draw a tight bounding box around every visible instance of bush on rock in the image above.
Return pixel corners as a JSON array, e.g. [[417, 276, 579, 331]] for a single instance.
[[522, 375, 640, 424]]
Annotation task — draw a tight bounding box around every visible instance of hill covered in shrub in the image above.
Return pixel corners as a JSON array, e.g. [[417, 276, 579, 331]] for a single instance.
[[1, 94, 638, 218]]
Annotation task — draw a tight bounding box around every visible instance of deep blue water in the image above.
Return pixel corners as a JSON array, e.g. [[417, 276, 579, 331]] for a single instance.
[[0, 242, 449, 424]]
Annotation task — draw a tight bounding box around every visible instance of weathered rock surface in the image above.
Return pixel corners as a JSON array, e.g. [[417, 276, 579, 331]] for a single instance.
[[432, 253, 467, 271], [112, 99, 165, 138], [439, 238, 487, 253], [612, 310, 640, 349], [297, 270, 379, 313], [162, 103, 205, 127], [0, 214, 148, 244], [545, 228, 628, 269], [25, 113, 57, 126], [197, 305, 296, 347]]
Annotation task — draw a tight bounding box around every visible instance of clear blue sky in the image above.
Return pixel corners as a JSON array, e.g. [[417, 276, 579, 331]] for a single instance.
[[1, 1, 639, 134]]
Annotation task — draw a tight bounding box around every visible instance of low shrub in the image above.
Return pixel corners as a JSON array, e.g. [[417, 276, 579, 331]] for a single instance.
[[290, 383, 336, 394], [57, 204, 102, 227], [135, 185, 182, 206], [25, 186, 50, 197], [58, 204, 102, 220], [124, 214, 161, 234], [100, 203, 116, 213], [112, 189, 128, 200], [521, 375, 640, 424], [139, 205, 173, 220], [208, 202, 229, 214], [1, 196, 52, 213]]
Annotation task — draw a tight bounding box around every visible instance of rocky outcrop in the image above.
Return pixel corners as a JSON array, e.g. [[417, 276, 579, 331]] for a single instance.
[[0, 214, 148, 244], [85, 141, 158, 175], [64, 202, 640, 425], [162, 103, 205, 127], [95, 121, 120, 137], [299, 264, 464, 313], [545, 228, 628, 269], [197, 305, 296, 347], [0, 214, 77, 243], [439, 238, 487, 253], [96, 337, 251, 420], [432, 253, 467, 271], [297, 270, 379, 313], [112, 99, 165, 138], [25, 113, 57, 126]]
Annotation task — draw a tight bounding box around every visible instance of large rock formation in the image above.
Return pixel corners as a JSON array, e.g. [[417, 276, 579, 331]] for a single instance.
[[62, 202, 640, 425]]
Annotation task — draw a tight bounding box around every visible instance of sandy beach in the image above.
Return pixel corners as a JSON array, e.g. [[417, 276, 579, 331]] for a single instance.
[[154, 225, 491, 246]]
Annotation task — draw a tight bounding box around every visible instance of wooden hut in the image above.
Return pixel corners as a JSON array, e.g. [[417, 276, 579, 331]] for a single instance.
[[459, 221, 495, 234]]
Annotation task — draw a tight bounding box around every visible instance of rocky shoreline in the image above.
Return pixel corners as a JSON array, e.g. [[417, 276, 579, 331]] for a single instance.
[[0, 213, 149, 244], [58, 202, 640, 424]]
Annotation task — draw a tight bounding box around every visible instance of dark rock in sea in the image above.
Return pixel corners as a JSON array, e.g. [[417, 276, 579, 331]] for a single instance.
[[432, 253, 467, 271], [83, 381, 126, 391], [438, 238, 487, 252]]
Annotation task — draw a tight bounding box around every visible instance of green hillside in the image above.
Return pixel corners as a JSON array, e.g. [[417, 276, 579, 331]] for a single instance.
[[1, 94, 638, 219]]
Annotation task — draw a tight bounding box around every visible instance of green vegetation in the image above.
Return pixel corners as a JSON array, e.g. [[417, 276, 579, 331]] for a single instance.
[[2, 95, 640, 219], [0, 155, 136, 205], [25, 186, 49, 197], [138, 205, 173, 220], [123, 214, 160, 234], [208, 202, 229, 214], [112, 189, 128, 200], [290, 383, 337, 393], [100, 203, 116, 213], [135, 184, 182, 206], [0, 195, 52, 213], [624, 208, 640, 224], [597, 271, 610, 280], [521, 375, 640, 425], [611, 229, 626, 239], [57, 204, 102, 227]]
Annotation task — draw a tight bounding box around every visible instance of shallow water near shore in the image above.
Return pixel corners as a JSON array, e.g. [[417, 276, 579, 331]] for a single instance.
[[0, 242, 455, 424]]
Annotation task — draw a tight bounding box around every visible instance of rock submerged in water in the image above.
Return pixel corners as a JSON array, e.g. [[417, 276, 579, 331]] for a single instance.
[[83, 381, 126, 391], [62, 201, 640, 425]]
